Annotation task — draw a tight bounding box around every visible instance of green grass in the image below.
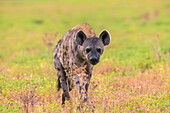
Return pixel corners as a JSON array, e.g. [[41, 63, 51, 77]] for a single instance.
[[0, 0, 170, 112]]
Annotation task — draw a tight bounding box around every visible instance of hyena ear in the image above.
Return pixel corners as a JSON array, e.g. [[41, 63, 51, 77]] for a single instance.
[[76, 30, 87, 46], [99, 30, 111, 46]]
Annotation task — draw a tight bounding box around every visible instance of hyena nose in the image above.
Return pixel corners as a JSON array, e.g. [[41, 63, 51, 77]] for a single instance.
[[90, 57, 99, 65]]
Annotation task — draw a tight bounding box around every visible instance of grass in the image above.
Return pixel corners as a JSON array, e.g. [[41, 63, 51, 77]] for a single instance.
[[0, 0, 170, 112]]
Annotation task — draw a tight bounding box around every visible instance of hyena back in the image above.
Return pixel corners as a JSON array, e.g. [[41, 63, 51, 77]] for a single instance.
[[54, 24, 110, 105]]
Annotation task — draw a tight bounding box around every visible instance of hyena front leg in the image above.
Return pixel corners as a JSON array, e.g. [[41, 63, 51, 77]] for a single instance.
[[83, 63, 93, 103], [55, 60, 71, 105], [80, 79, 89, 103], [74, 75, 90, 103], [60, 76, 71, 104], [76, 74, 94, 112], [76, 63, 93, 104], [74, 74, 89, 106]]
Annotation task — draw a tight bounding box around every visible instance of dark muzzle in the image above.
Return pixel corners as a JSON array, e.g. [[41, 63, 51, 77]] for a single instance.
[[89, 57, 99, 65]]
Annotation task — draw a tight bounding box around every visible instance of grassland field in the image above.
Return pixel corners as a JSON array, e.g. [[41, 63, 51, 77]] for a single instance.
[[0, 0, 170, 112]]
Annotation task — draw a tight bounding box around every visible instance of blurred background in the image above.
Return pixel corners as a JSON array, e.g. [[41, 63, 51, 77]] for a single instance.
[[0, 0, 170, 112]]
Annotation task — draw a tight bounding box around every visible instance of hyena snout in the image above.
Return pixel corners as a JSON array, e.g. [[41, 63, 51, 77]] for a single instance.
[[89, 56, 99, 65]]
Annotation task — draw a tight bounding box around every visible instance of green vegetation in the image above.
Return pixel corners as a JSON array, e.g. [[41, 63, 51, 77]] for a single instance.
[[0, 0, 170, 112]]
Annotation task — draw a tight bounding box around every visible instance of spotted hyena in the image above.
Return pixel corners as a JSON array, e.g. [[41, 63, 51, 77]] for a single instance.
[[54, 24, 110, 105]]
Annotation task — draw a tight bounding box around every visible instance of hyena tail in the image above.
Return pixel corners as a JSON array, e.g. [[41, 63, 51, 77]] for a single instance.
[[57, 76, 61, 91]]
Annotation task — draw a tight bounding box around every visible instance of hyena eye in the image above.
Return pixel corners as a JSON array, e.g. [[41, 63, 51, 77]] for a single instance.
[[85, 48, 91, 53], [97, 48, 102, 53]]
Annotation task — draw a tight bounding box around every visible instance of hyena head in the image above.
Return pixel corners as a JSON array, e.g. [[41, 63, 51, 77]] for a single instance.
[[76, 30, 111, 65]]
